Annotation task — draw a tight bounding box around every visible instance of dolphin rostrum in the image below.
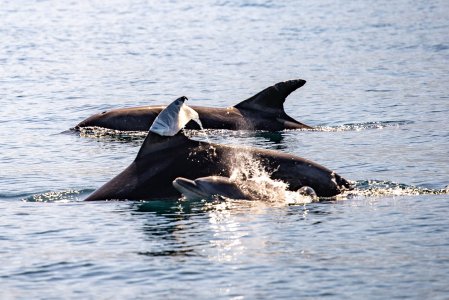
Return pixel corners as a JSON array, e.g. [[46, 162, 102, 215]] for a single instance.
[[84, 97, 351, 201], [75, 79, 312, 132]]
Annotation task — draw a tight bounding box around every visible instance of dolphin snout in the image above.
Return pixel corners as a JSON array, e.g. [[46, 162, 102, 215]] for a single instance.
[[172, 177, 196, 191], [173, 177, 209, 200]]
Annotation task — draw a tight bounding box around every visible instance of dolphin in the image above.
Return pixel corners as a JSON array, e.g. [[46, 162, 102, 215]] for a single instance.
[[173, 176, 251, 200], [172, 176, 318, 201], [84, 96, 351, 201], [75, 79, 312, 132]]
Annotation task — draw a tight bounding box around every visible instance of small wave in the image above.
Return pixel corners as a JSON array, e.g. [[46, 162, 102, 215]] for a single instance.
[[72, 121, 411, 142], [364, 89, 394, 92], [19, 180, 447, 205], [187, 121, 412, 136], [430, 44, 449, 52], [74, 126, 147, 144], [215, 1, 280, 9], [23, 189, 94, 202], [76, 126, 146, 137], [314, 120, 413, 132], [336, 180, 449, 200]]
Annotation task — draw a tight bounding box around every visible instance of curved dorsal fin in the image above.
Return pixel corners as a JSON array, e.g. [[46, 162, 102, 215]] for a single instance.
[[234, 79, 306, 114]]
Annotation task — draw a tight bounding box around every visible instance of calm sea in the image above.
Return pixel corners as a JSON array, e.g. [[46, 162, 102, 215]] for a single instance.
[[1, 0, 448, 299]]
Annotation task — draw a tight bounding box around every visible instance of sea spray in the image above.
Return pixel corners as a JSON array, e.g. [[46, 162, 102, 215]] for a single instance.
[[225, 147, 314, 204], [336, 180, 449, 200]]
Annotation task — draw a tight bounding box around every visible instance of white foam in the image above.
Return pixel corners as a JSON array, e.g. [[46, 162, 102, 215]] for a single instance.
[[227, 148, 314, 204]]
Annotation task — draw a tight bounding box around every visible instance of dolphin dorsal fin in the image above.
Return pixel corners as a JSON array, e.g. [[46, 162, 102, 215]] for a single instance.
[[234, 79, 306, 115], [136, 131, 189, 159]]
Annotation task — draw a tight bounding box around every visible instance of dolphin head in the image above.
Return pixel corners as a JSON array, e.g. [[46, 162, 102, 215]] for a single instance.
[[173, 176, 249, 200], [297, 186, 318, 201]]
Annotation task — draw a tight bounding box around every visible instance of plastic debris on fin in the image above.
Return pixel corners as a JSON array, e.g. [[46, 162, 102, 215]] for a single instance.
[[149, 96, 201, 136]]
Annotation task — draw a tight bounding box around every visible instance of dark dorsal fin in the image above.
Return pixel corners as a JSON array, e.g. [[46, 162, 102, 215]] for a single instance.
[[136, 131, 190, 160], [234, 79, 306, 114]]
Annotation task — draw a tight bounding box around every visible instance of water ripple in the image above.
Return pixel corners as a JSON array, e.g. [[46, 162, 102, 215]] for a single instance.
[[2, 0, 449, 298], [338, 180, 449, 200], [23, 189, 93, 202]]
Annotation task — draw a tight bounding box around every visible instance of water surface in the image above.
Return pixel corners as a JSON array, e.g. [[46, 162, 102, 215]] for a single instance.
[[1, 0, 449, 298]]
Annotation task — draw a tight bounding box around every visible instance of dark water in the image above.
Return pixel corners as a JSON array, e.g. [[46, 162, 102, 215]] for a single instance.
[[1, 0, 449, 298]]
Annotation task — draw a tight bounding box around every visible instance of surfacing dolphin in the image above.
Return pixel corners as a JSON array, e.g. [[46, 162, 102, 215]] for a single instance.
[[172, 176, 318, 201], [84, 97, 351, 201], [173, 176, 251, 200], [75, 79, 312, 132]]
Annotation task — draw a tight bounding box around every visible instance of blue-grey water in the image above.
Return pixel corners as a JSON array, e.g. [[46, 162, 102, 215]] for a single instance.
[[1, 0, 449, 298]]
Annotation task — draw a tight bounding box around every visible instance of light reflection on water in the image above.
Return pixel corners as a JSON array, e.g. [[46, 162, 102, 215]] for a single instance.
[[2, 194, 449, 298]]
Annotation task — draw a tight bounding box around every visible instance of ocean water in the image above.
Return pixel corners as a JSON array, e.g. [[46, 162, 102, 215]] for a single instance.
[[1, 0, 449, 298]]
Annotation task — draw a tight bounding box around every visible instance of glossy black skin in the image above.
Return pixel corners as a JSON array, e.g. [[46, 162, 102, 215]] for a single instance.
[[75, 79, 313, 131], [84, 132, 352, 201]]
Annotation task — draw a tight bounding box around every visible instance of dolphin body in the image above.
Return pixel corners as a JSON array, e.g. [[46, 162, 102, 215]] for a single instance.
[[75, 79, 312, 132], [84, 97, 351, 201], [172, 176, 318, 201]]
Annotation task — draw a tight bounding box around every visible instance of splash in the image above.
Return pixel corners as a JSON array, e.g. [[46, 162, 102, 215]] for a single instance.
[[78, 126, 146, 142], [335, 180, 449, 200], [75, 120, 413, 141], [225, 147, 314, 204], [312, 120, 413, 132]]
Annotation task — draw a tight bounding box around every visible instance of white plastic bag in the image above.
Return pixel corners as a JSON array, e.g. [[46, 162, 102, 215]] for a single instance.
[[149, 96, 201, 136]]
